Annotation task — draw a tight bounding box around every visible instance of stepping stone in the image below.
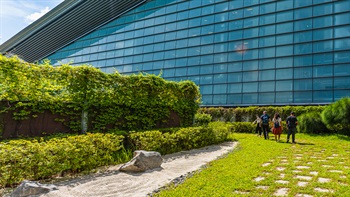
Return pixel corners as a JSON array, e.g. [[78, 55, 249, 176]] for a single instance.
[[295, 154, 303, 156], [297, 181, 309, 187], [262, 162, 272, 167], [279, 173, 285, 178], [276, 167, 286, 171], [296, 166, 310, 169], [322, 165, 333, 168], [295, 194, 313, 197], [295, 175, 312, 181], [327, 157, 335, 159], [307, 162, 313, 165], [280, 159, 288, 163], [339, 162, 345, 164], [233, 190, 250, 194], [274, 188, 289, 196], [295, 156, 302, 160], [292, 170, 302, 173], [318, 160, 327, 162], [344, 166, 349, 169], [310, 171, 319, 176], [277, 156, 287, 159], [332, 154, 338, 156], [318, 177, 331, 183], [310, 156, 318, 159], [263, 172, 271, 175], [256, 186, 269, 190], [329, 170, 343, 173], [340, 175, 347, 179], [254, 177, 265, 182], [314, 188, 333, 193], [275, 180, 289, 184]]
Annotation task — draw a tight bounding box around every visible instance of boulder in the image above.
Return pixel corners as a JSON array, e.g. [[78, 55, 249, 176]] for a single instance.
[[119, 150, 163, 172], [8, 180, 57, 197]]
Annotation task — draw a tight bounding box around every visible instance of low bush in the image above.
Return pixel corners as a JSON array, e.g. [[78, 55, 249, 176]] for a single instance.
[[0, 133, 127, 187], [129, 122, 232, 155], [230, 122, 255, 133], [298, 112, 330, 134], [321, 97, 350, 135], [194, 113, 212, 126]]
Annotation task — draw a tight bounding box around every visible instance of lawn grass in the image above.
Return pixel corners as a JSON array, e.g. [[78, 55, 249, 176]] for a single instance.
[[156, 133, 350, 197]]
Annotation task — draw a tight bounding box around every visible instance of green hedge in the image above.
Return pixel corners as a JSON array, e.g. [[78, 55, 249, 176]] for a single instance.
[[129, 122, 232, 155], [198, 106, 325, 122], [0, 133, 127, 187]]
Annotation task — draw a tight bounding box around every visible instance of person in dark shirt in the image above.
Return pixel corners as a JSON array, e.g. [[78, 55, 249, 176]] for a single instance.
[[260, 111, 270, 140], [286, 111, 298, 144]]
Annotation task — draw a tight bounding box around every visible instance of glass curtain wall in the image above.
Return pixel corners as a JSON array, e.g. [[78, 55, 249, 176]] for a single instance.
[[46, 0, 350, 106]]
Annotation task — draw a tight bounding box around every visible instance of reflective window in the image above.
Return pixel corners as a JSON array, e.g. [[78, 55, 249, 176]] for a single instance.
[[243, 82, 258, 92], [334, 13, 350, 26], [334, 51, 350, 63], [334, 76, 350, 89], [213, 84, 227, 94], [294, 91, 312, 103], [294, 79, 312, 91], [242, 93, 258, 104], [276, 80, 293, 91], [313, 65, 333, 77], [313, 4, 333, 17], [294, 7, 312, 19], [334, 26, 350, 38], [276, 22, 293, 34], [259, 81, 275, 92], [294, 31, 312, 43], [259, 93, 275, 104], [334, 64, 350, 76], [313, 91, 333, 102], [243, 60, 258, 71], [276, 45, 293, 57], [259, 70, 275, 81], [243, 71, 258, 82], [213, 73, 227, 83], [276, 34, 293, 45], [313, 29, 333, 40], [259, 36, 275, 47], [294, 43, 312, 55], [276, 68, 293, 80], [276, 92, 293, 103], [213, 95, 227, 105], [294, 19, 312, 31], [294, 67, 312, 79], [277, 1, 293, 11], [228, 72, 242, 83], [228, 94, 242, 104], [259, 59, 275, 69], [294, 55, 313, 67], [313, 53, 333, 65], [259, 47, 275, 58], [276, 10, 293, 22], [228, 83, 242, 93], [313, 40, 333, 53], [334, 38, 350, 51], [313, 78, 333, 90]]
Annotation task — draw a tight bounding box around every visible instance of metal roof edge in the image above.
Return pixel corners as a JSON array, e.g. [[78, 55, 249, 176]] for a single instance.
[[0, 0, 82, 52]]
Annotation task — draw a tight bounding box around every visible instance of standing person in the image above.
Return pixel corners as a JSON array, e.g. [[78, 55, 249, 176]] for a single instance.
[[272, 113, 283, 142], [286, 111, 298, 144], [260, 111, 270, 140], [252, 115, 262, 137]]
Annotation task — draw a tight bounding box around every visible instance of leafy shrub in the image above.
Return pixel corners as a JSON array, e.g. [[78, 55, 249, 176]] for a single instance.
[[298, 112, 331, 134], [321, 97, 350, 135], [230, 122, 255, 133], [0, 133, 127, 187], [194, 113, 212, 126]]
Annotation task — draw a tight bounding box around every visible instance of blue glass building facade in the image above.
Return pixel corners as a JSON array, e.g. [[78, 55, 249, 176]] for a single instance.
[[45, 0, 350, 106]]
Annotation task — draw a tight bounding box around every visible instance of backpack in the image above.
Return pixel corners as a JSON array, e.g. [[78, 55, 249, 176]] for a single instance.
[[261, 115, 269, 125], [274, 121, 280, 128]]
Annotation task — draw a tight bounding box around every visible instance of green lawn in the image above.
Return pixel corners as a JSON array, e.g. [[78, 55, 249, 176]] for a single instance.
[[156, 133, 350, 197]]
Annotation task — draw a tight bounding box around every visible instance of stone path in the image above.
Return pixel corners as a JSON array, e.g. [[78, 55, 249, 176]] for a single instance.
[[234, 143, 350, 196]]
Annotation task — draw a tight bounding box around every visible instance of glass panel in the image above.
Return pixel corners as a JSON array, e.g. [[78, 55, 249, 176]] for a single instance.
[[228, 72, 242, 83], [277, 1, 293, 11], [276, 92, 293, 103], [276, 10, 293, 22], [259, 70, 275, 81], [334, 51, 350, 63], [294, 91, 312, 103], [294, 55, 313, 67], [313, 78, 333, 90], [335, 90, 350, 100], [294, 67, 312, 79], [243, 60, 258, 71], [313, 15, 333, 28], [213, 73, 227, 83], [259, 59, 275, 69], [276, 68, 293, 80], [294, 43, 312, 55], [313, 53, 333, 65], [200, 85, 212, 94], [276, 45, 293, 57], [334, 64, 350, 76], [294, 31, 312, 43], [200, 65, 214, 74], [228, 83, 242, 93], [334, 38, 350, 51], [294, 7, 312, 19], [242, 82, 258, 92], [259, 25, 275, 36], [188, 66, 200, 75], [228, 62, 242, 72], [213, 84, 227, 94], [228, 94, 242, 105], [259, 36, 275, 47], [276, 22, 293, 34], [313, 29, 333, 40], [260, 14, 275, 25], [200, 75, 213, 84], [243, 71, 258, 82], [276, 34, 293, 45], [313, 4, 333, 17], [294, 19, 312, 31], [294, 79, 312, 91], [334, 76, 350, 89], [334, 26, 350, 38], [276, 80, 293, 91], [259, 47, 275, 58], [334, 13, 350, 26], [213, 95, 227, 105], [259, 93, 275, 104], [259, 81, 275, 92], [242, 93, 258, 104], [202, 95, 213, 105]]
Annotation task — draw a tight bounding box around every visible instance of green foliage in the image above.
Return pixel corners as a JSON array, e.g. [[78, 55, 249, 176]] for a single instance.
[[321, 97, 350, 135], [0, 55, 200, 134], [198, 106, 325, 122], [298, 112, 331, 134], [129, 122, 231, 155], [194, 113, 212, 126], [230, 122, 255, 133], [0, 133, 127, 187]]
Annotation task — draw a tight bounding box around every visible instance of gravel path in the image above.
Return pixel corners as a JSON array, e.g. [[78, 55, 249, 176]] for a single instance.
[[42, 141, 238, 197]]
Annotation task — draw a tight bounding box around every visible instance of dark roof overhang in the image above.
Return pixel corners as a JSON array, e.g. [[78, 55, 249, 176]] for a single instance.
[[0, 0, 146, 63]]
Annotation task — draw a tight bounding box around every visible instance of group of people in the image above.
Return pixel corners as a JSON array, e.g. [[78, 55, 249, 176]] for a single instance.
[[252, 111, 298, 143]]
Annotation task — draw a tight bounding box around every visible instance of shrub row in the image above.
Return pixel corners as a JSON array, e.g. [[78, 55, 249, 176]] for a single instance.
[[129, 122, 232, 155], [198, 106, 325, 122], [0, 133, 126, 187], [1, 120, 291, 187]]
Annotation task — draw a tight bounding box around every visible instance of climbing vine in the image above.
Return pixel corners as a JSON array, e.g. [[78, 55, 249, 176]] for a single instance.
[[0, 55, 200, 133]]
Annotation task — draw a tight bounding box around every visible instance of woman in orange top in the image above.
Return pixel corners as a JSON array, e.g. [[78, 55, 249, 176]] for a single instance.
[[272, 113, 283, 142]]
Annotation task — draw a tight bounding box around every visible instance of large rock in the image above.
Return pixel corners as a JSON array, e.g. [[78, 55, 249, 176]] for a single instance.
[[8, 180, 57, 197], [119, 150, 163, 172]]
